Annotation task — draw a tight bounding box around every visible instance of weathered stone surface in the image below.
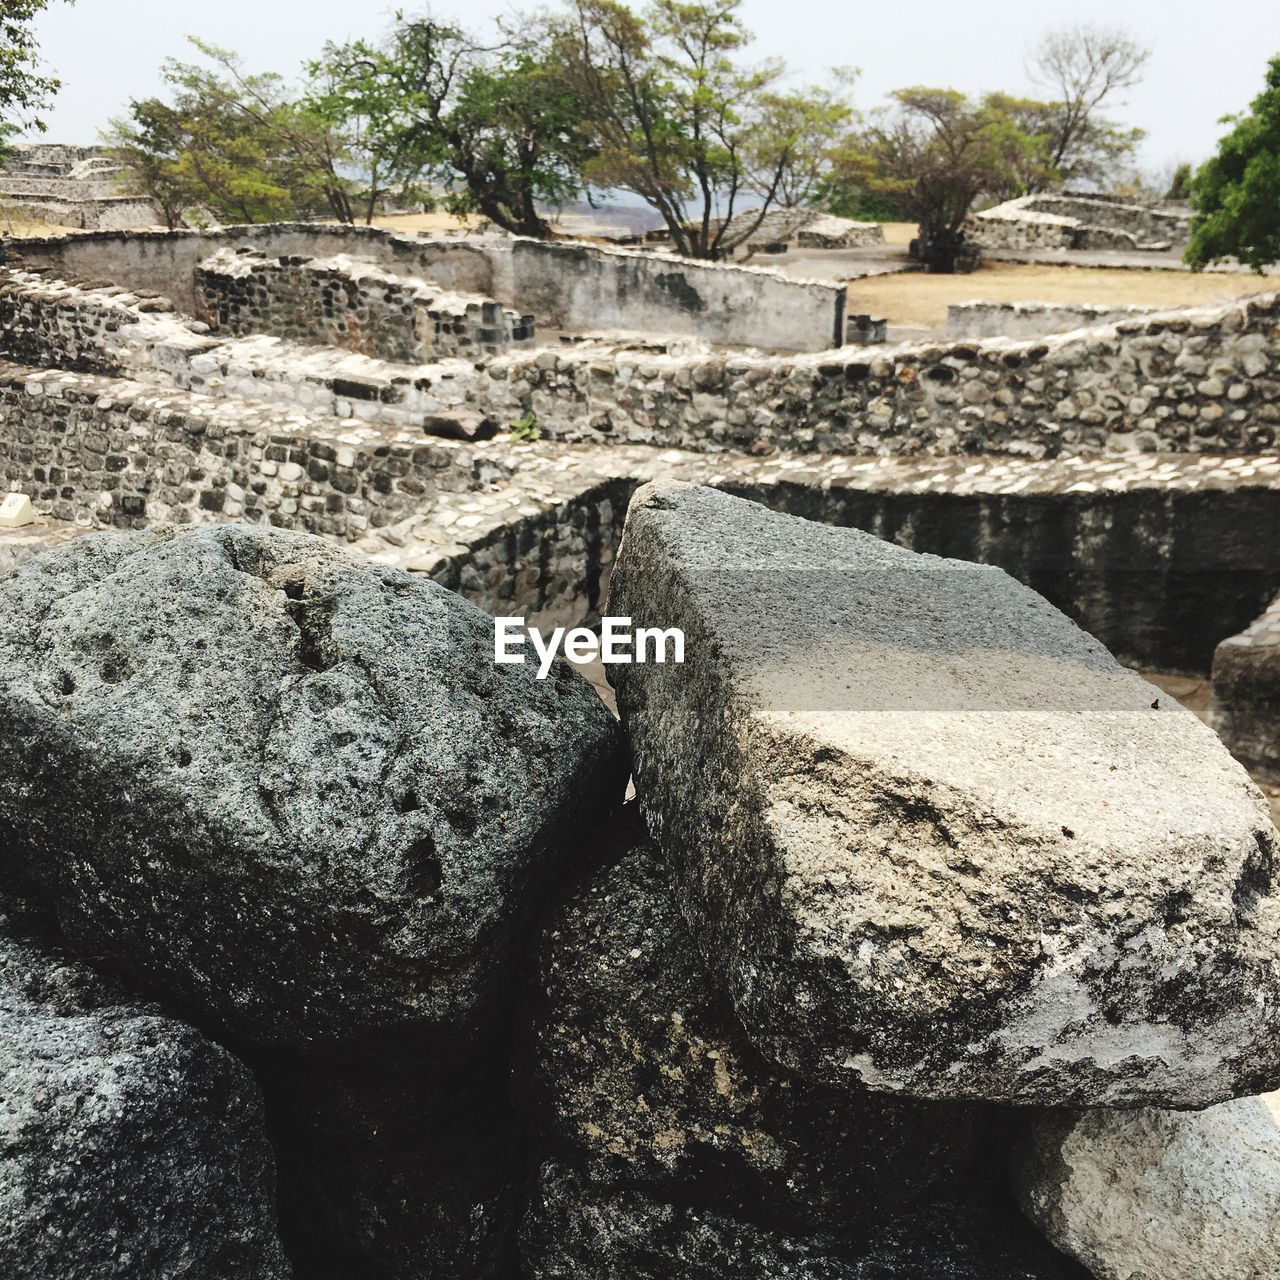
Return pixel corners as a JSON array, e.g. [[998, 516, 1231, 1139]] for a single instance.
[[1013, 1094, 1280, 1280], [526, 810, 981, 1237], [0, 523, 625, 1056], [607, 480, 1280, 1106], [260, 1056, 520, 1280], [0, 897, 289, 1279], [1212, 592, 1280, 784], [522, 1161, 1087, 1280]]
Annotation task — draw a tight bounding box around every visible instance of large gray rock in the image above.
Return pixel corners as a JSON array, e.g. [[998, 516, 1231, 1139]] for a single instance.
[[607, 481, 1280, 1106], [0, 524, 624, 1056], [0, 898, 290, 1279], [526, 811, 981, 1238], [523, 1161, 1087, 1280], [1013, 1094, 1280, 1280], [521, 815, 1085, 1279]]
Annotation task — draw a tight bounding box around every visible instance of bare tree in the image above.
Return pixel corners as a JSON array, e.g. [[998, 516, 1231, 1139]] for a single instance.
[[1028, 23, 1150, 187]]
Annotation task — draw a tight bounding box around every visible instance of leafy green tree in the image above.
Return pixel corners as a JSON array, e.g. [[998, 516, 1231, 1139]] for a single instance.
[[0, 0, 70, 148], [553, 0, 849, 258], [1167, 161, 1193, 202], [1186, 55, 1280, 272], [314, 16, 593, 238], [107, 39, 355, 227], [825, 88, 1053, 270]]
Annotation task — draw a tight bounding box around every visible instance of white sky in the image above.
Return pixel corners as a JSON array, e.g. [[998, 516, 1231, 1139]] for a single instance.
[[20, 0, 1280, 175]]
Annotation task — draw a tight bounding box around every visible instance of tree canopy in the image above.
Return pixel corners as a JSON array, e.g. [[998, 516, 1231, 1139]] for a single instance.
[[107, 39, 353, 228], [1026, 23, 1149, 189], [0, 0, 69, 147], [551, 0, 849, 257], [1185, 55, 1280, 273]]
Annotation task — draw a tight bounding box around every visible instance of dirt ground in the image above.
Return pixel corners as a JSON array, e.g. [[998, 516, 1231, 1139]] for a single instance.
[[848, 260, 1278, 330]]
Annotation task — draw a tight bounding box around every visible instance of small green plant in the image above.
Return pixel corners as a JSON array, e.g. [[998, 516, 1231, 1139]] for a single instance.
[[510, 410, 540, 443]]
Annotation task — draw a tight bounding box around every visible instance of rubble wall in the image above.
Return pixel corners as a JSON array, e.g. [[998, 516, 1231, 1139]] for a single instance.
[[3, 223, 845, 351]]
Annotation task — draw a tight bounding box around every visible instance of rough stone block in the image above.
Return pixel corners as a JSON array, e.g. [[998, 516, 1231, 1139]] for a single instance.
[[0, 493, 35, 528], [0, 897, 289, 1279], [606, 481, 1280, 1107], [1013, 1094, 1280, 1280], [1211, 593, 1280, 784], [526, 811, 983, 1238], [0, 524, 625, 1058]]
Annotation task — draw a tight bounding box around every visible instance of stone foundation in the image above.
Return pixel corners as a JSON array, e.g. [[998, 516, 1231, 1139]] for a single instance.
[[3, 267, 1276, 459], [1211, 593, 1280, 782], [4, 222, 846, 352], [194, 247, 535, 360], [947, 301, 1158, 340]]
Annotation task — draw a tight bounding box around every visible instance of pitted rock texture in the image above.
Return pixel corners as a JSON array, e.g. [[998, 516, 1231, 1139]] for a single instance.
[[1013, 1096, 1280, 1280], [260, 1055, 520, 1280], [526, 814, 981, 1238], [0, 898, 289, 1279], [522, 1161, 1087, 1280], [607, 480, 1280, 1107], [0, 524, 625, 1056]]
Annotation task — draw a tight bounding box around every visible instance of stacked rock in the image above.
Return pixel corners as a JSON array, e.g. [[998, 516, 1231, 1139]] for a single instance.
[[0, 523, 625, 1277], [1, 487, 1278, 1279]]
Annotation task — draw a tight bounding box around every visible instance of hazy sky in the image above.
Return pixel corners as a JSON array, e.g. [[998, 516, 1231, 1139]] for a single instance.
[[20, 0, 1280, 175]]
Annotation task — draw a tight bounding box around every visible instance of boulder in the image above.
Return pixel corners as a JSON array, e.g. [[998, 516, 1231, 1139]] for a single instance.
[[525, 810, 981, 1237], [523, 1161, 1088, 1280], [607, 481, 1280, 1106], [0, 897, 289, 1279], [0, 524, 625, 1057], [1013, 1095, 1280, 1280]]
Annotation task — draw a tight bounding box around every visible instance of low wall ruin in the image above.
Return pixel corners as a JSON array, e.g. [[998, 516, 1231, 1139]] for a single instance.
[[965, 195, 1190, 254], [1211, 592, 1280, 782], [3, 223, 845, 352], [2, 354, 1277, 674], [947, 300, 1158, 340], [0, 362, 509, 538], [2, 269, 1275, 459], [194, 247, 535, 361]]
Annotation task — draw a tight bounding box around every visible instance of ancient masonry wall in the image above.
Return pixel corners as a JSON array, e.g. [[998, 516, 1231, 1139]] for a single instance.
[[494, 291, 1280, 455], [2, 269, 1276, 460], [947, 300, 1157, 340], [4, 223, 846, 353], [3, 353, 1278, 674], [0, 363, 511, 540], [194, 247, 536, 361], [965, 196, 1189, 253], [1211, 591, 1280, 782]]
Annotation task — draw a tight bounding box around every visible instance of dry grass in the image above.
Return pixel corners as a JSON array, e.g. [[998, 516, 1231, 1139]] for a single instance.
[[0, 215, 80, 238], [848, 261, 1278, 330], [368, 210, 477, 234], [878, 221, 917, 247]]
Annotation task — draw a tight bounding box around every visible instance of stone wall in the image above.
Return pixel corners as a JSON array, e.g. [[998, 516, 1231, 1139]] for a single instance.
[[2, 352, 1277, 675], [1023, 195, 1189, 243], [3, 267, 1276, 460], [947, 300, 1157, 340], [965, 195, 1189, 253], [4, 223, 846, 352], [1211, 592, 1280, 782], [492, 291, 1280, 456], [194, 247, 535, 361], [0, 362, 510, 539]]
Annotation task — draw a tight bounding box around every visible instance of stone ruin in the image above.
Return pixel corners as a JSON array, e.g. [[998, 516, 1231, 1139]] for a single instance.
[[0, 142, 159, 231], [0, 219, 1278, 1280], [965, 193, 1191, 254], [714, 206, 886, 255]]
